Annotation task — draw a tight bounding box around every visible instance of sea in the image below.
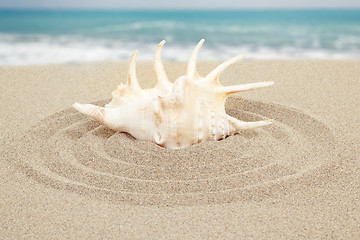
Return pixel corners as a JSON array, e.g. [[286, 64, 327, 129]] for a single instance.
[[0, 9, 359, 65]]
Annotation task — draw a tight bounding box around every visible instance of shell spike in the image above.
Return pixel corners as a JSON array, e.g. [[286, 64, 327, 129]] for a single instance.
[[216, 81, 274, 96], [127, 50, 142, 92], [228, 117, 273, 131], [186, 39, 205, 80], [73, 103, 106, 125], [154, 40, 172, 92], [202, 55, 245, 86]]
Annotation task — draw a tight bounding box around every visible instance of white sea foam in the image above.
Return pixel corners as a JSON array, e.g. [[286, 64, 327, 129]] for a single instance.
[[0, 34, 359, 66]]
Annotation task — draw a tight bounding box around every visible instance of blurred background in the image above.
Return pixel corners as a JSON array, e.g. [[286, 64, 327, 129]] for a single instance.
[[0, 0, 359, 65]]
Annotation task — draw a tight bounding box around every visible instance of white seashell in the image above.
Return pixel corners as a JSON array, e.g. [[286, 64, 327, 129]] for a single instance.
[[73, 39, 274, 149]]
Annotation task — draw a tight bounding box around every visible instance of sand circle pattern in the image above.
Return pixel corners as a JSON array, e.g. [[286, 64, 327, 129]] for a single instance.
[[7, 97, 336, 206]]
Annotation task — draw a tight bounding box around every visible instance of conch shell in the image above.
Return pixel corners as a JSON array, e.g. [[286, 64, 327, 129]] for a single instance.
[[73, 39, 273, 149]]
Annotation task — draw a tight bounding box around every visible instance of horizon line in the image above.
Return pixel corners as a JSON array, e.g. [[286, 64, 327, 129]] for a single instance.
[[1, 7, 360, 11]]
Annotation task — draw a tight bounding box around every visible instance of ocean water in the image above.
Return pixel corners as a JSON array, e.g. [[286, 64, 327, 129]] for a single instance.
[[0, 9, 359, 65]]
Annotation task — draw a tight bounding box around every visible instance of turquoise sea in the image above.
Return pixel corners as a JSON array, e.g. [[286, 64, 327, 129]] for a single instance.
[[0, 9, 359, 65]]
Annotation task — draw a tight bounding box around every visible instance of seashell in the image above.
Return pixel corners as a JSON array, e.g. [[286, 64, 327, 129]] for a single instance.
[[73, 39, 274, 149]]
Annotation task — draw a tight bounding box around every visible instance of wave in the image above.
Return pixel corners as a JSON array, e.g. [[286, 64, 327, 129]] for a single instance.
[[0, 34, 359, 65], [93, 21, 187, 33]]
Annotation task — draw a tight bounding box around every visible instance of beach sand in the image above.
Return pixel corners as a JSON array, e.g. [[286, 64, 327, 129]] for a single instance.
[[1, 60, 359, 239]]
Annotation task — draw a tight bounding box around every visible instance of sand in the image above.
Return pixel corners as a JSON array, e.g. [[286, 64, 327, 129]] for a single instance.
[[1, 60, 360, 239]]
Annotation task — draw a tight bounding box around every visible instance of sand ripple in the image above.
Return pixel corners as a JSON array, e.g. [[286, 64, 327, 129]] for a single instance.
[[6, 97, 336, 205]]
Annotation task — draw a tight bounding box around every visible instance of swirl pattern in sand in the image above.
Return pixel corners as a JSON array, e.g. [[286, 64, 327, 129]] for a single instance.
[[7, 97, 336, 205]]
